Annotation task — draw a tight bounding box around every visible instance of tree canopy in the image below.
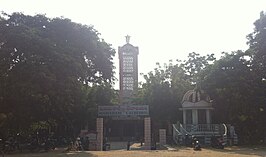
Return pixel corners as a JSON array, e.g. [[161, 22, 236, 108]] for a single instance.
[[0, 12, 116, 136]]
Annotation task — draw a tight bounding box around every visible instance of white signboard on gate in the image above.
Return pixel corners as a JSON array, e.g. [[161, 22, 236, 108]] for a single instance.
[[98, 105, 149, 117]]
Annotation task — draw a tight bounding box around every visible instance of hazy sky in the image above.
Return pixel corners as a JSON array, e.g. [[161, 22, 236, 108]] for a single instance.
[[1, 0, 266, 88]]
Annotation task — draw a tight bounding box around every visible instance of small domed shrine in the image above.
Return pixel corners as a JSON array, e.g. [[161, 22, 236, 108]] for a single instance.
[[172, 86, 238, 146], [180, 87, 213, 125]]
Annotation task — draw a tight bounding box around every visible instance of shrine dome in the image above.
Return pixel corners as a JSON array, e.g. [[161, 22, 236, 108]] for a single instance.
[[181, 87, 213, 109]]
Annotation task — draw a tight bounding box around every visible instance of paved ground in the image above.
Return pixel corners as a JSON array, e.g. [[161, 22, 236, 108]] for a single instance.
[[3, 146, 266, 157]]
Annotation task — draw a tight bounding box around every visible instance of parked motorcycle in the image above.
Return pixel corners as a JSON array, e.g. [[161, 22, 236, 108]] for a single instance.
[[3, 136, 20, 154], [211, 136, 225, 149], [193, 140, 201, 150], [192, 136, 201, 151], [19, 133, 55, 152]]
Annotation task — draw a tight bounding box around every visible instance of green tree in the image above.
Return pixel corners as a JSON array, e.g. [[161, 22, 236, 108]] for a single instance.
[[138, 53, 215, 131], [246, 11, 266, 143], [0, 12, 115, 136], [139, 61, 190, 131], [201, 51, 265, 144], [247, 11, 266, 80], [181, 52, 215, 83]]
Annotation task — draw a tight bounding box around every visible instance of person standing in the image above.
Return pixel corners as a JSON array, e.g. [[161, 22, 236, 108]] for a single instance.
[[127, 141, 130, 150]]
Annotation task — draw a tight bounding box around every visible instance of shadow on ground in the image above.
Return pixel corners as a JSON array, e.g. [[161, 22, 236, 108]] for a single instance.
[[203, 145, 266, 157], [4, 148, 97, 157]]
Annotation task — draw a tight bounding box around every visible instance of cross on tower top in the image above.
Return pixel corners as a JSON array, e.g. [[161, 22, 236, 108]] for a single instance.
[[125, 35, 131, 44]]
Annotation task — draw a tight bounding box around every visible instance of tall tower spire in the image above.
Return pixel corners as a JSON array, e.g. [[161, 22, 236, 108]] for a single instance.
[[118, 36, 139, 105]]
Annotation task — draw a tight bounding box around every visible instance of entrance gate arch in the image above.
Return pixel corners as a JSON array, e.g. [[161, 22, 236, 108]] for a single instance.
[[96, 105, 151, 150]]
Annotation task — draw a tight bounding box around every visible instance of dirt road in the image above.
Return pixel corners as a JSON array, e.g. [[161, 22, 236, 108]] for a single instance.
[[4, 146, 266, 157]]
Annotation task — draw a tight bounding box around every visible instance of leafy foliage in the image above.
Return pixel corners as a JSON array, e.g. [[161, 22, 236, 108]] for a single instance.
[[201, 51, 266, 144], [0, 12, 115, 136], [247, 11, 266, 80], [139, 61, 191, 131]]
